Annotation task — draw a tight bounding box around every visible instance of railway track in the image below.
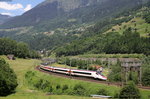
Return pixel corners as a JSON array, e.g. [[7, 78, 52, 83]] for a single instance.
[[36, 66, 150, 90]]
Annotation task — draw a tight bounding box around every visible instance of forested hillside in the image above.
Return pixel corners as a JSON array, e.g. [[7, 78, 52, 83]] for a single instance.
[[55, 2, 150, 56], [0, 38, 40, 58], [55, 29, 150, 56], [0, 0, 148, 51]]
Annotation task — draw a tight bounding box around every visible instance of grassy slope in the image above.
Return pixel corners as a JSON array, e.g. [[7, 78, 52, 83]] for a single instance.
[[0, 55, 150, 99], [106, 17, 150, 37], [0, 56, 91, 99]]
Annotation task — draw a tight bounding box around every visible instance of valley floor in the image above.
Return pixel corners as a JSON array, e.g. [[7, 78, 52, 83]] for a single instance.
[[0, 55, 150, 99], [0, 56, 92, 99]]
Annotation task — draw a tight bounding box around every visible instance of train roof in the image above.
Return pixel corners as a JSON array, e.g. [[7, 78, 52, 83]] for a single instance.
[[47, 66, 96, 73]]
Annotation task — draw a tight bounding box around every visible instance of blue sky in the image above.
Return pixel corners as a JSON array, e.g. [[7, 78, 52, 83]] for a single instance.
[[0, 0, 45, 16]]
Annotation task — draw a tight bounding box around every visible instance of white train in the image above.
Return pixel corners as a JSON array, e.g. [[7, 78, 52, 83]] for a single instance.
[[39, 65, 107, 80]]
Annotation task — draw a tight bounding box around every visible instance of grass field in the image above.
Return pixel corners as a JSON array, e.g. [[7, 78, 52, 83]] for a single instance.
[[0, 55, 150, 99], [0, 56, 92, 99]]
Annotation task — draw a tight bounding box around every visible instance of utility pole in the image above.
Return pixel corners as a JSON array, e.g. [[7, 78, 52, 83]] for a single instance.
[[87, 60, 89, 70], [70, 60, 72, 77], [65, 57, 66, 68]]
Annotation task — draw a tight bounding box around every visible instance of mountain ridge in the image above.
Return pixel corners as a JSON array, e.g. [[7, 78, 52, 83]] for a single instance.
[[0, 14, 11, 24], [1, 0, 143, 29], [0, 0, 149, 51]]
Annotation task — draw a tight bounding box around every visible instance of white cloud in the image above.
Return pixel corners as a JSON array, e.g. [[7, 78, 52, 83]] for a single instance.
[[1, 12, 13, 16], [24, 4, 32, 12], [0, 2, 23, 10]]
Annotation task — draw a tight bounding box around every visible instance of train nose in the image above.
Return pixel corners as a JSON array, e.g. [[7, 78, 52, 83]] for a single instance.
[[103, 77, 107, 80], [101, 76, 107, 80]]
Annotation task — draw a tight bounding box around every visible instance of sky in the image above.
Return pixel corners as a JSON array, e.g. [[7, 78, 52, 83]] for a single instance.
[[0, 0, 45, 16]]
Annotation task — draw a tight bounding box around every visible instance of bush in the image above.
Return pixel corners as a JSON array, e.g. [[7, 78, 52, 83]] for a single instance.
[[33, 78, 52, 92], [0, 58, 18, 96], [128, 72, 138, 84], [142, 68, 150, 86], [97, 88, 109, 96], [119, 81, 141, 99], [62, 85, 69, 91], [56, 84, 61, 89], [72, 84, 86, 96], [49, 86, 53, 93], [108, 62, 122, 82], [142, 56, 150, 86]]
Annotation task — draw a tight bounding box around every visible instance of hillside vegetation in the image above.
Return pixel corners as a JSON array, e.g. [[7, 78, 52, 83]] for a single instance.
[[55, 28, 150, 56], [0, 0, 148, 50], [106, 17, 150, 37], [0, 58, 17, 96], [0, 38, 40, 58], [0, 56, 150, 99], [55, 3, 150, 57]]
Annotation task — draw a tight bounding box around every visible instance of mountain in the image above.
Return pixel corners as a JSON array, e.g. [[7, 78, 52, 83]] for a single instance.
[[0, 0, 144, 29], [0, 0, 106, 28], [55, 1, 150, 56], [0, 14, 11, 24], [0, 0, 149, 51]]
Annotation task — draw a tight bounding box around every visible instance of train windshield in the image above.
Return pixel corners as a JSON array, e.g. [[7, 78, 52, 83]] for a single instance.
[[96, 70, 105, 76], [96, 71, 101, 75]]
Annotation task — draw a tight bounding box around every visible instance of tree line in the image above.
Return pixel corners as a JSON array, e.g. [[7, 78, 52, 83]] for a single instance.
[[0, 38, 40, 58], [55, 28, 150, 57], [58, 58, 106, 70]]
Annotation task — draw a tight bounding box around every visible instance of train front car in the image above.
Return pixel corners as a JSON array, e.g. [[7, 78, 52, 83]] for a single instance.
[[97, 73, 107, 80], [96, 67, 107, 80], [91, 72, 107, 80]]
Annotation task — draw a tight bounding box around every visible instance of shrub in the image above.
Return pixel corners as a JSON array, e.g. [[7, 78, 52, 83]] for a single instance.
[[33, 79, 52, 92], [114, 92, 119, 98], [97, 88, 109, 96], [56, 84, 61, 89], [41, 80, 51, 91], [108, 63, 122, 82], [62, 84, 69, 91], [128, 72, 138, 84], [0, 58, 18, 96], [142, 68, 150, 86], [73, 84, 86, 96], [49, 86, 53, 93], [142, 56, 150, 86], [119, 81, 141, 99]]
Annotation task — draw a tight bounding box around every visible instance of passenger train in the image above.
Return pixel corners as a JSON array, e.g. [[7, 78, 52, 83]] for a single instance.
[[39, 65, 107, 80]]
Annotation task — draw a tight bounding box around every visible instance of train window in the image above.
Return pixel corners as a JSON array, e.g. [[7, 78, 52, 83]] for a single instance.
[[55, 69, 68, 72], [73, 71, 91, 75]]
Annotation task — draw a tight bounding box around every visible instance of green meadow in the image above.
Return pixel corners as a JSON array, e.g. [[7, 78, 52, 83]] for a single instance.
[[0, 55, 150, 99], [0, 56, 92, 99]]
